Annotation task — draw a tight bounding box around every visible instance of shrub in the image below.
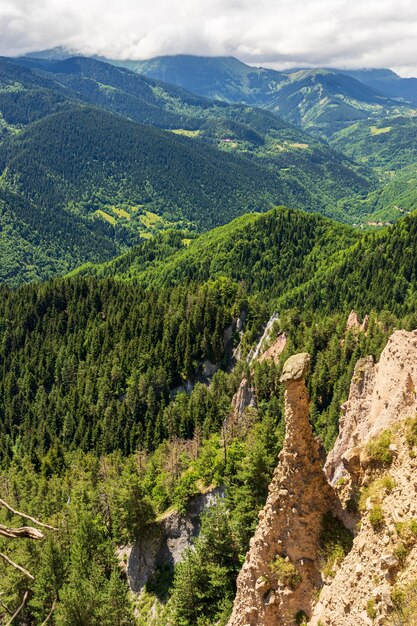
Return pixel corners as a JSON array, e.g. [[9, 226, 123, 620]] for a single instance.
[[369, 505, 385, 530], [319, 512, 353, 578], [269, 556, 301, 589], [366, 598, 377, 619], [295, 610, 309, 625], [406, 416, 417, 450], [390, 579, 417, 625], [393, 542, 408, 565], [359, 474, 395, 512], [380, 475, 396, 493], [366, 430, 393, 465], [396, 519, 417, 548]]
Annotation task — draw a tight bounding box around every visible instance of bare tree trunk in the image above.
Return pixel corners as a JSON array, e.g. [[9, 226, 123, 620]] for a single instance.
[[0, 496, 57, 620], [0, 523, 44, 540], [4, 590, 29, 626], [39, 598, 57, 626]]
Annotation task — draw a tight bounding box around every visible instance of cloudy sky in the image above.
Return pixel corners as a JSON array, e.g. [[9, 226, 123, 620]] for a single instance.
[[2, 0, 417, 76]]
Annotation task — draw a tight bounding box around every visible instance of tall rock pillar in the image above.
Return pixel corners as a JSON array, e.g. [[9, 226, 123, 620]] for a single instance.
[[227, 353, 338, 626]]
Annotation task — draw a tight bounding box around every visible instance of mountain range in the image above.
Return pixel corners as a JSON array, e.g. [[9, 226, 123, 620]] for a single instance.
[[0, 54, 373, 285], [1, 49, 417, 286]]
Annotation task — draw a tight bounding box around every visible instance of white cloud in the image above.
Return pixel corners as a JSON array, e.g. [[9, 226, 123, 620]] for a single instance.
[[2, 0, 417, 76]]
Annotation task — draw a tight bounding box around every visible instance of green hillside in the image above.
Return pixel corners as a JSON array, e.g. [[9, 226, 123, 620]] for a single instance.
[[126, 55, 407, 137], [331, 115, 417, 171], [2, 203, 416, 625], [75, 204, 417, 320], [15, 56, 372, 203], [0, 102, 374, 287], [76, 207, 360, 294], [336, 67, 417, 106], [0, 56, 382, 285], [329, 115, 417, 221], [0, 186, 124, 286], [0, 57, 73, 135], [266, 69, 403, 138]]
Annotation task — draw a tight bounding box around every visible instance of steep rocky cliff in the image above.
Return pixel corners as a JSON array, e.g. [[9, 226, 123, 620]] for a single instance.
[[311, 329, 417, 626], [119, 489, 222, 594], [227, 353, 339, 626], [228, 329, 417, 626]]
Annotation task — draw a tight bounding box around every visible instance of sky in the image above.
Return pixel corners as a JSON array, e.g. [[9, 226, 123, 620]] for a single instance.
[[2, 0, 417, 76]]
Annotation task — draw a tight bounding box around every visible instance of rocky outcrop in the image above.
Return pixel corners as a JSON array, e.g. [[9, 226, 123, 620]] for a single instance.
[[228, 377, 258, 437], [227, 329, 417, 626], [310, 422, 417, 626], [227, 353, 339, 626], [309, 329, 417, 625], [248, 312, 280, 363], [326, 330, 417, 484], [346, 310, 369, 333], [258, 332, 288, 364], [120, 489, 222, 593]]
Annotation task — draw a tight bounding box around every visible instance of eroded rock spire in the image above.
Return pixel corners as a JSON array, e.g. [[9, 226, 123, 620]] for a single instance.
[[227, 353, 338, 626]]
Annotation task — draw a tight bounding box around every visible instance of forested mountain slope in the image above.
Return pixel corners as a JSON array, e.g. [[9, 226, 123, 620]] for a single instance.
[[0, 57, 73, 134], [0, 56, 379, 286], [112, 54, 288, 104], [2, 203, 417, 624], [331, 115, 417, 171], [125, 55, 407, 136], [337, 67, 417, 106], [78, 204, 417, 321], [76, 207, 360, 295], [266, 69, 402, 138], [14, 56, 373, 201], [0, 186, 122, 285], [0, 105, 353, 279]]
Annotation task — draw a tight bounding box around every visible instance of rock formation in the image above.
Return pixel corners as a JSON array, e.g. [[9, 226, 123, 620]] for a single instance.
[[228, 330, 417, 626], [326, 329, 417, 484], [119, 489, 222, 593], [228, 377, 258, 437], [346, 310, 369, 334], [309, 329, 417, 625], [310, 423, 417, 625], [227, 353, 339, 626], [258, 332, 288, 364]]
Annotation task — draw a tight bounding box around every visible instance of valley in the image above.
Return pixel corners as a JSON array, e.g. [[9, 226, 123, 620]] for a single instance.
[[1, 42, 417, 626]]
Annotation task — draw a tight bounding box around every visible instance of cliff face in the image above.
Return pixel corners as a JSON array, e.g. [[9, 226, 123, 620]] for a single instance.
[[119, 489, 222, 594], [227, 353, 339, 626], [228, 329, 417, 626], [326, 329, 417, 485], [310, 422, 417, 626], [310, 329, 417, 626]]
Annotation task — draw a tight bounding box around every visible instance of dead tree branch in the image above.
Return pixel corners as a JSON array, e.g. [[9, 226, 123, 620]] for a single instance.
[[39, 598, 57, 626], [0, 552, 34, 580], [0, 523, 44, 540], [0, 499, 57, 531], [4, 590, 29, 626]]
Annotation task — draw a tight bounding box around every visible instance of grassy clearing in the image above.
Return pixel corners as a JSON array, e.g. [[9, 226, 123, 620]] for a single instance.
[[370, 126, 392, 135], [111, 207, 131, 219], [140, 210, 165, 229], [171, 129, 201, 138], [95, 209, 116, 225]]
